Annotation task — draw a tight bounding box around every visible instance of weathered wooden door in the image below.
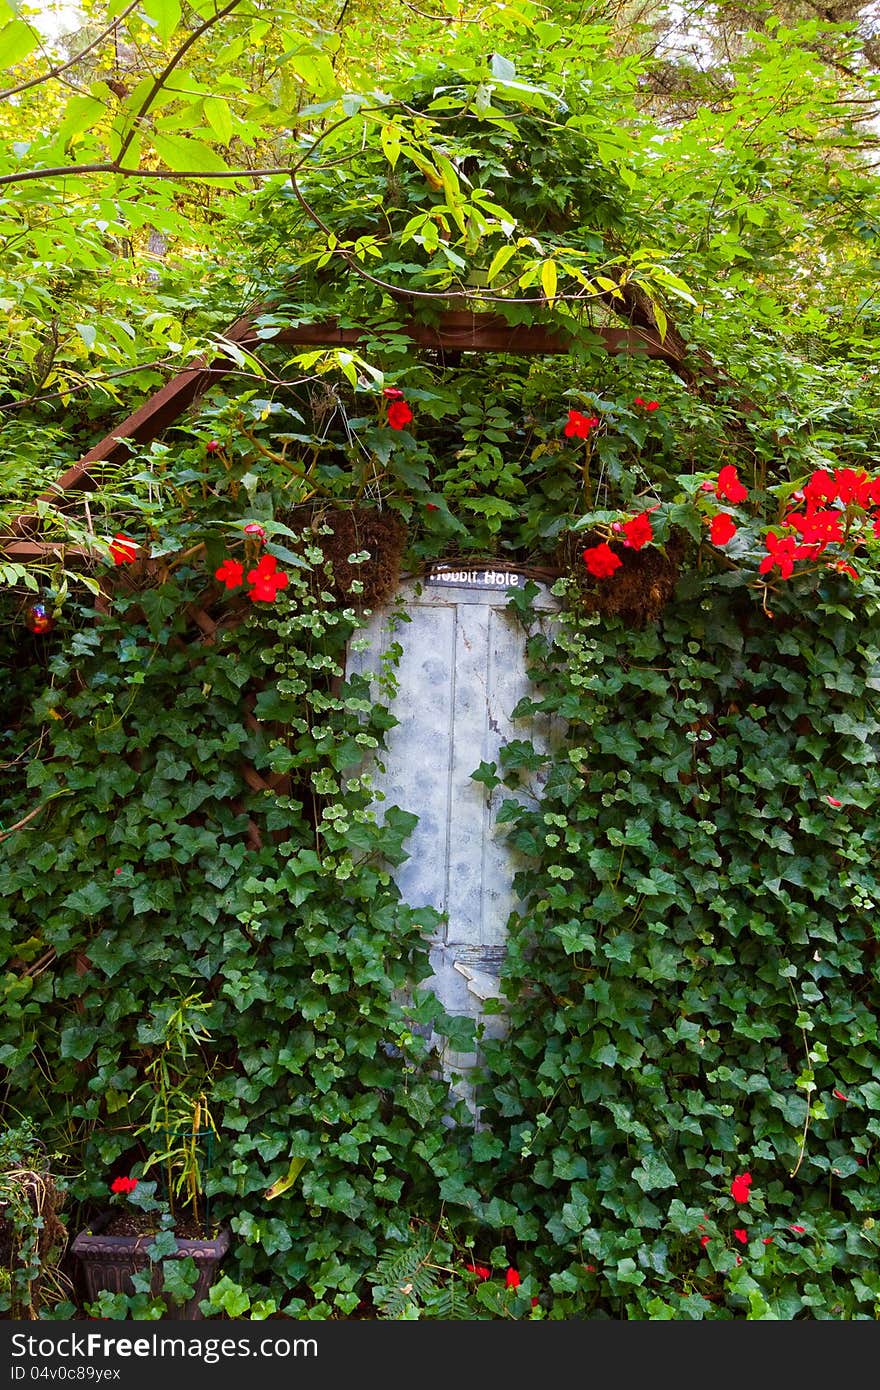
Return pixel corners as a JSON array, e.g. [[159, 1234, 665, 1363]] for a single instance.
[[346, 567, 559, 1100]]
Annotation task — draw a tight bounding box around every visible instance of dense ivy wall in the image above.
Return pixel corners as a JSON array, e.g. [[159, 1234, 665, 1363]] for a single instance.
[[0, 552, 474, 1317], [471, 573, 880, 1318]]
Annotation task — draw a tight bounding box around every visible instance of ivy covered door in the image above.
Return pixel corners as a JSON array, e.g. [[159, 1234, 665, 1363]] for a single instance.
[[346, 571, 559, 1094]]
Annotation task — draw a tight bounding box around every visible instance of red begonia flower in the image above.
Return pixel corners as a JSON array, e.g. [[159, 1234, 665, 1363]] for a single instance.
[[622, 511, 653, 551], [206, 439, 221, 454], [825, 796, 843, 807], [716, 465, 748, 504], [759, 532, 799, 580], [833, 1089, 849, 1101], [464, 1263, 490, 1280], [710, 513, 737, 546], [582, 543, 622, 579], [804, 470, 836, 506], [505, 1268, 521, 1289], [110, 1176, 138, 1195], [563, 409, 598, 439], [700, 480, 715, 492], [383, 386, 404, 401], [789, 1225, 805, 1233], [247, 554, 289, 603], [634, 397, 645, 406], [730, 1172, 752, 1204], [387, 400, 413, 430], [109, 534, 137, 565], [700, 1235, 710, 1247], [244, 523, 267, 541], [734, 1229, 748, 1245], [215, 559, 245, 590], [645, 401, 659, 412]]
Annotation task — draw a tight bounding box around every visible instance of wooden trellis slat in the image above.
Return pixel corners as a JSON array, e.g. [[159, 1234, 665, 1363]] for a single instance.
[[6, 311, 677, 541]]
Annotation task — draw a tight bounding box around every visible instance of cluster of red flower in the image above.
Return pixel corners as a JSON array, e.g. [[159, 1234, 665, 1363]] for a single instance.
[[215, 553, 289, 603], [110, 1175, 138, 1195], [759, 466, 880, 581]]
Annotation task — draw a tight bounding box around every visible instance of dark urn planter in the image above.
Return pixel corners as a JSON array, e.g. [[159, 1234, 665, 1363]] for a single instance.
[[71, 1214, 230, 1319]]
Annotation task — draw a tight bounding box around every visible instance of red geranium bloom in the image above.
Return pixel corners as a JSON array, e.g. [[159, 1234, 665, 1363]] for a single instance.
[[716, 466, 748, 504], [564, 409, 599, 439], [246, 554, 289, 603], [582, 543, 622, 579], [464, 1263, 490, 1280], [383, 386, 404, 401], [730, 1172, 752, 1204], [109, 534, 137, 565], [622, 511, 653, 551], [709, 513, 737, 546], [387, 399, 413, 430], [505, 1268, 521, 1289], [733, 1229, 748, 1245], [215, 558, 245, 590], [110, 1176, 138, 1195]]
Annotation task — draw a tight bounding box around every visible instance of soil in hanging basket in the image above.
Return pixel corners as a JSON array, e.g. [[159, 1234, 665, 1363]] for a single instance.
[[71, 1212, 229, 1320]]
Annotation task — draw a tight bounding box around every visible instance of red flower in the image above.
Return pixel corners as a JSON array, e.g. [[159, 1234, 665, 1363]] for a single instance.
[[759, 532, 799, 580], [789, 1225, 805, 1234], [505, 1268, 521, 1289], [215, 558, 245, 590], [582, 543, 622, 579], [387, 400, 413, 430], [383, 386, 404, 401], [244, 523, 267, 542], [833, 1089, 849, 1101], [634, 397, 645, 407], [563, 409, 599, 439], [762, 1237, 774, 1245], [464, 1263, 490, 1280], [110, 1176, 138, 1195], [109, 534, 137, 565], [804, 470, 836, 506], [733, 1229, 748, 1245], [730, 1172, 752, 1204], [622, 511, 653, 551], [645, 401, 659, 412], [246, 554, 289, 603], [700, 480, 716, 493], [709, 513, 737, 546], [825, 796, 843, 808], [829, 560, 858, 580], [700, 1235, 710, 1247], [426, 502, 439, 511], [206, 439, 221, 454], [716, 466, 748, 504]]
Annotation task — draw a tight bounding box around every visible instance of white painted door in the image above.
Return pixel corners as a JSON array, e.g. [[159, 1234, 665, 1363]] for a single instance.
[[346, 570, 560, 1098]]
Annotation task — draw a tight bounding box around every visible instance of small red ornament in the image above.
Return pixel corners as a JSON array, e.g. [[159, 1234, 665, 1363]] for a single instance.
[[26, 602, 54, 634]]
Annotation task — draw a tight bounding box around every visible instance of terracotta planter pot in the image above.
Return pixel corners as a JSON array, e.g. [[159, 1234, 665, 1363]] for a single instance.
[[71, 1214, 230, 1319]]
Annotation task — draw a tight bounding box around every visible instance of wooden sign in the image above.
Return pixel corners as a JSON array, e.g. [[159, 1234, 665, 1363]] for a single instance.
[[425, 565, 526, 590]]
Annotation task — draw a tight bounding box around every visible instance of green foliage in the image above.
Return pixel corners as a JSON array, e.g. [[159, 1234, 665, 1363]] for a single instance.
[[469, 573, 880, 1318], [0, 535, 473, 1313], [0, 1118, 70, 1318]]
